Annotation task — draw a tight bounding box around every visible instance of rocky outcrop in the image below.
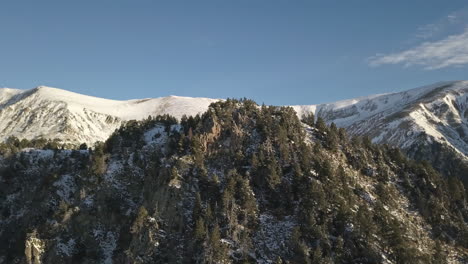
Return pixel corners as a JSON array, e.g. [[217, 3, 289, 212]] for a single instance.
[[25, 232, 46, 264]]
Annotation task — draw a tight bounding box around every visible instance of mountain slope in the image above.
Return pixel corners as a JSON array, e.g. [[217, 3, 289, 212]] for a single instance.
[[1, 100, 467, 263], [293, 81, 468, 180], [1, 82, 467, 181], [0, 86, 218, 145]]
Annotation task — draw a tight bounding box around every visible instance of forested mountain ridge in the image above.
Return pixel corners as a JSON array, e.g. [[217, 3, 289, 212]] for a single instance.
[[1, 81, 467, 187], [1, 99, 467, 263]]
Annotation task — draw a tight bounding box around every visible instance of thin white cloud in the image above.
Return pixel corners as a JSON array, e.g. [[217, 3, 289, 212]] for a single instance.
[[369, 27, 468, 70], [416, 23, 442, 40], [415, 7, 468, 40], [448, 14, 458, 24], [369, 7, 468, 70]]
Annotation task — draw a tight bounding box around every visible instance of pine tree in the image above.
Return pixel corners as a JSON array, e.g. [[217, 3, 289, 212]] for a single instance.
[[315, 116, 328, 132], [130, 206, 148, 233], [325, 122, 339, 151], [301, 112, 315, 127], [310, 245, 324, 264], [222, 176, 236, 225], [191, 135, 204, 167], [355, 205, 375, 240], [266, 157, 281, 189], [318, 159, 334, 180], [238, 229, 253, 261], [238, 178, 257, 225], [194, 217, 206, 241], [290, 227, 311, 264], [193, 192, 203, 221], [334, 236, 345, 263], [208, 222, 227, 263]]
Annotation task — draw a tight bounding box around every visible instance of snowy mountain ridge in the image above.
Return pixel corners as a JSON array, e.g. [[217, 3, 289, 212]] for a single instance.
[[1, 81, 468, 166], [0, 86, 218, 145], [293, 80, 468, 161]]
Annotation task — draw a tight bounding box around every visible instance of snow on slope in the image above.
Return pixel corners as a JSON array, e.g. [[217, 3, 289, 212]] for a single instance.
[[2, 81, 467, 164], [293, 81, 468, 160], [0, 86, 219, 145], [293, 81, 454, 127]]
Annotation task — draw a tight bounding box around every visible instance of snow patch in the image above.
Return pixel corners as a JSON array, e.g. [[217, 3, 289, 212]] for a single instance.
[[83, 195, 94, 207], [56, 238, 76, 257], [144, 125, 167, 145], [93, 229, 117, 264], [53, 174, 76, 203], [254, 214, 295, 263]]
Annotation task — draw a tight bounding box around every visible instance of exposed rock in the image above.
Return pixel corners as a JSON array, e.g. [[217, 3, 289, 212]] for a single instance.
[[25, 231, 46, 264]]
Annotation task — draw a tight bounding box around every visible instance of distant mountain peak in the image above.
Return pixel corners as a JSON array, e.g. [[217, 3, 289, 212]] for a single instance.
[[293, 80, 468, 180], [1, 81, 467, 170], [0, 86, 219, 145]]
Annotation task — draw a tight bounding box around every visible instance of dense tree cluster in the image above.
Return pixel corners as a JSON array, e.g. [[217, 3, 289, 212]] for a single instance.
[[0, 136, 79, 156], [407, 135, 468, 190]]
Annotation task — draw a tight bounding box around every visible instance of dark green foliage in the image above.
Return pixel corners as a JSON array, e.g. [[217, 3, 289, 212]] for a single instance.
[[315, 116, 328, 132], [79, 143, 88, 150], [207, 223, 228, 263], [194, 217, 207, 241], [131, 206, 149, 233], [327, 123, 339, 150], [408, 133, 468, 189], [301, 112, 315, 127], [90, 142, 107, 175], [0, 136, 73, 156]]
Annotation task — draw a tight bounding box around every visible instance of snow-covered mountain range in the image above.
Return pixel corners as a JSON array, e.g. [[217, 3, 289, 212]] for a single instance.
[[0, 86, 218, 145], [293, 80, 468, 165], [1, 81, 467, 167]]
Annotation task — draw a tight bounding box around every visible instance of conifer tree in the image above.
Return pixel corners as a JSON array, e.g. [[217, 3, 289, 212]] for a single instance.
[[301, 112, 315, 127], [266, 157, 281, 189], [194, 217, 207, 241], [208, 222, 227, 263], [316, 116, 328, 132], [193, 192, 203, 222]]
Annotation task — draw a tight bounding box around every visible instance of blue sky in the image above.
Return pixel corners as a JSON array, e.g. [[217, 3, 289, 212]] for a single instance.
[[1, 0, 467, 105]]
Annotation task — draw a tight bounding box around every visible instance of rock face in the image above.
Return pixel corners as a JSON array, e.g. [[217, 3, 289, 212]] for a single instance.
[[0, 86, 219, 146], [293, 81, 468, 182], [24, 232, 45, 264]]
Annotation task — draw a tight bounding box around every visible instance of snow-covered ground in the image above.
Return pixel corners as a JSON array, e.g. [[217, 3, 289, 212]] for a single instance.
[[0, 86, 219, 145], [293, 80, 468, 160], [1, 81, 467, 164]]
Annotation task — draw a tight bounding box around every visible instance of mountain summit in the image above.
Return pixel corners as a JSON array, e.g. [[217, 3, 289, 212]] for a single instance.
[[294, 81, 468, 181], [1, 82, 467, 179], [294, 81, 468, 157], [0, 86, 218, 145]]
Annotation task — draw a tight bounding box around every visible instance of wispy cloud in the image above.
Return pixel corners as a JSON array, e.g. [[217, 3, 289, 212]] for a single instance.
[[369, 28, 468, 70], [414, 8, 468, 40], [415, 23, 443, 40], [369, 7, 468, 70]]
